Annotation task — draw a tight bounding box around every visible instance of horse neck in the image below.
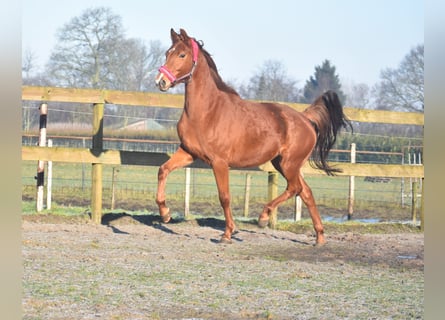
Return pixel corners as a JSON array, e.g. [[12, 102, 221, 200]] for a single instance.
[[183, 59, 227, 116]]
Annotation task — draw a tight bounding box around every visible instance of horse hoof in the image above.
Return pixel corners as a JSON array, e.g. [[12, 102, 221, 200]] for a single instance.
[[258, 218, 269, 228], [160, 213, 171, 224], [315, 234, 326, 246], [219, 236, 232, 244]]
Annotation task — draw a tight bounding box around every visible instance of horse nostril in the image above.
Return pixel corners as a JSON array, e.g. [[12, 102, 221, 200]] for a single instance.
[[157, 79, 169, 91], [155, 78, 164, 87]]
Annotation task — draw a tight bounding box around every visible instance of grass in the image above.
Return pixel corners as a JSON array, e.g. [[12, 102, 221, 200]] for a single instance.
[[275, 218, 421, 234], [22, 201, 88, 216], [21, 204, 421, 235]]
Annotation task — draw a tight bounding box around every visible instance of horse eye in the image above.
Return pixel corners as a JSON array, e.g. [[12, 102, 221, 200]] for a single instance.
[[179, 53, 186, 58]]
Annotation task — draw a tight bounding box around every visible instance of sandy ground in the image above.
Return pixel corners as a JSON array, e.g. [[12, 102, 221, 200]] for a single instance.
[[22, 215, 424, 319]]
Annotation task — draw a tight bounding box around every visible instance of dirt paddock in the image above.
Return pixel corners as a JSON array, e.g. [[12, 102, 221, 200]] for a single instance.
[[22, 214, 424, 319]]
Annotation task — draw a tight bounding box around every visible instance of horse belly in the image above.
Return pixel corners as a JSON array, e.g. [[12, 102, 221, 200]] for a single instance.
[[228, 135, 281, 168], [225, 111, 285, 167], [228, 110, 315, 168]]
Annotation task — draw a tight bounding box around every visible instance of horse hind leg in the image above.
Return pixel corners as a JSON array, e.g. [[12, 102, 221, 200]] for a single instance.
[[258, 157, 302, 227], [258, 187, 298, 228], [298, 175, 326, 245], [257, 156, 325, 246]]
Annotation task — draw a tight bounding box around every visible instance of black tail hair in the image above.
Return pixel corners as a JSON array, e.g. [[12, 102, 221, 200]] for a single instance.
[[304, 90, 352, 175]]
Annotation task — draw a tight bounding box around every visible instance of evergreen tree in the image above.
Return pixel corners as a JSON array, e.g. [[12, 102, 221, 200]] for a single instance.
[[302, 60, 346, 104]]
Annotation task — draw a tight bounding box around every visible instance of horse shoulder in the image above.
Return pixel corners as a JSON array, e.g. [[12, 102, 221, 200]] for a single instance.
[[177, 115, 199, 146]]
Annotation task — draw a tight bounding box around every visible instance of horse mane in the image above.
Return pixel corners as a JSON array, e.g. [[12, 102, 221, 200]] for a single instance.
[[194, 40, 240, 96]]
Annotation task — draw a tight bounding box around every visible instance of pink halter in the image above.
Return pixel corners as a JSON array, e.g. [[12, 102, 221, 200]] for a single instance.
[[158, 39, 199, 85]]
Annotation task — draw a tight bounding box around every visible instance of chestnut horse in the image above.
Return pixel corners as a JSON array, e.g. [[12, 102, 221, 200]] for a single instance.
[[155, 28, 351, 245]]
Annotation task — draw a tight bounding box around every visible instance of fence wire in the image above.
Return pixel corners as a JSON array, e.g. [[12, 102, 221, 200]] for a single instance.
[[22, 161, 422, 223]]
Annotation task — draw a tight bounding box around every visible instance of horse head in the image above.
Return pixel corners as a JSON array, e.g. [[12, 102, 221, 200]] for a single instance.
[[155, 28, 199, 91]]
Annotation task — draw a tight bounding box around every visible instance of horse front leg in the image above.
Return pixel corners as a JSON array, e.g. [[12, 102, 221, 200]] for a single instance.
[[156, 146, 194, 223], [211, 159, 236, 244]]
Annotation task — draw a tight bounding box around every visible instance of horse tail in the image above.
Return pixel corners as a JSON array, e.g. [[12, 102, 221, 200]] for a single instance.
[[303, 90, 352, 176]]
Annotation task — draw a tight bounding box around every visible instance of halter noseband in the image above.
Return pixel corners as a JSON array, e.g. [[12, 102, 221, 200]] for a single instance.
[[159, 39, 199, 85]]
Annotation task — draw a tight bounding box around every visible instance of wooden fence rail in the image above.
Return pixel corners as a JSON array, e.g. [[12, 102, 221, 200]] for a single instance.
[[23, 86, 424, 124], [22, 86, 424, 228]]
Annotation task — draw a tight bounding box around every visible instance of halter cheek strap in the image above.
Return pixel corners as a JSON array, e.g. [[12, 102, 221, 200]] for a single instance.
[[158, 39, 199, 85]]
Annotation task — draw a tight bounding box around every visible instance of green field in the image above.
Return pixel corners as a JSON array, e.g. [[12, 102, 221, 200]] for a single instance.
[[22, 160, 421, 222]]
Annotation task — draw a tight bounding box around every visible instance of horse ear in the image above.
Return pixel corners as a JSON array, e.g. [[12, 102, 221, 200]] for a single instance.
[[170, 28, 180, 43], [179, 28, 190, 40]]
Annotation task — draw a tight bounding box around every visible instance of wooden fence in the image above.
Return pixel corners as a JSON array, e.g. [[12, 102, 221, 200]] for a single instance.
[[21, 86, 425, 228]]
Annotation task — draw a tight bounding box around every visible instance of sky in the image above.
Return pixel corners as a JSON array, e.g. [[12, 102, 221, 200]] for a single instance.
[[22, 0, 424, 87]]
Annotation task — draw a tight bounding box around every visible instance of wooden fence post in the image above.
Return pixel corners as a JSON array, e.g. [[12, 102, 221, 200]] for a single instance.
[[111, 167, 118, 210], [81, 138, 86, 191], [46, 139, 53, 210], [91, 103, 104, 224], [268, 171, 278, 228], [243, 173, 251, 218], [36, 103, 47, 212], [295, 195, 302, 221], [294, 173, 303, 221], [420, 178, 424, 231], [401, 151, 405, 208], [184, 167, 191, 218], [348, 143, 356, 220], [411, 180, 418, 224]]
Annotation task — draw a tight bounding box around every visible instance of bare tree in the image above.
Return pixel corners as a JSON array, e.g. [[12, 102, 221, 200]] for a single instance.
[[239, 60, 300, 102], [343, 81, 372, 109], [108, 39, 165, 91], [22, 49, 37, 79], [374, 44, 424, 112], [46, 7, 125, 88], [46, 7, 166, 92]]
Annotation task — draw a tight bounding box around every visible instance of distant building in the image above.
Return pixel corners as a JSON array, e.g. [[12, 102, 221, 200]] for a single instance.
[[119, 119, 165, 131]]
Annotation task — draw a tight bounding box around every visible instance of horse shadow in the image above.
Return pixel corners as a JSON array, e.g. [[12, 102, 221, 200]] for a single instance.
[[192, 217, 245, 243], [101, 212, 180, 235], [100, 213, 244, 242], [195, 217, 311, 245], [100, 212, 310, 246]]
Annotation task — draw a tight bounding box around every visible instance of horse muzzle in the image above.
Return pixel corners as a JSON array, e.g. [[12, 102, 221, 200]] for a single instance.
[[155, 73, 172, 92]]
